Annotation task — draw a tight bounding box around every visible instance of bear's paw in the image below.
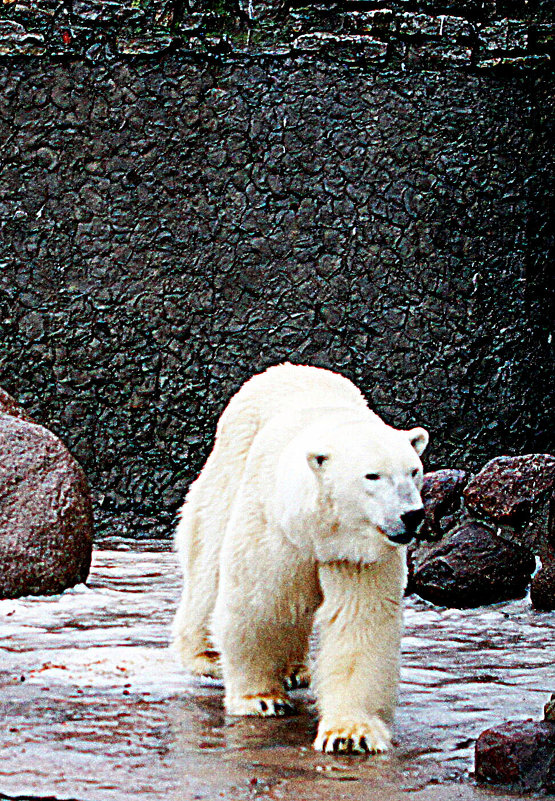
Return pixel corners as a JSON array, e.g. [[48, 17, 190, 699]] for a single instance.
[[226, 693, 297, 717], [313, 716, 391, 754], [174, 645, 222, 680]]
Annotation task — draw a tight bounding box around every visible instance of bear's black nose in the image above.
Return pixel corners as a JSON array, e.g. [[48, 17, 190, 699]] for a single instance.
[[401, 508, 425, 533]]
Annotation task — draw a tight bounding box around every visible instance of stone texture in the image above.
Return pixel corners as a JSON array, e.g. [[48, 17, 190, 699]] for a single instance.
[[420, 468, 468, 538], [406, 42, 473, 68], [545, 694, 555, 722], [0, 387, 32, 421], [1, 2, 553, 63], [413, 454, 555, 611], [475, 719, 555, 792], [397, 13, 474, 39], [0, 1, 553, 539], [464, 454, 555, 524], [292, 33, 389, 61], [531, 561, 555, 611], [0, 411, 94, 599], [412, 522, 536, 607], [0, 18, 45, 56]]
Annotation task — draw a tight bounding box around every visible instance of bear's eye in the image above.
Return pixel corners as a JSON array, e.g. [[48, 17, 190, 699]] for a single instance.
[[411, 468, 419, 478], [365, 473, 380, 481]]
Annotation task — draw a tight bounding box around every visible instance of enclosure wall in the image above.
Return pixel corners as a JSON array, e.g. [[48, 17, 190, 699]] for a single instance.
[[1, 1, 553, 538]]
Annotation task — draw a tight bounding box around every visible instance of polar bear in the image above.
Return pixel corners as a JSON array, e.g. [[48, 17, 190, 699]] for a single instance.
[[172, 363, 428, 754]]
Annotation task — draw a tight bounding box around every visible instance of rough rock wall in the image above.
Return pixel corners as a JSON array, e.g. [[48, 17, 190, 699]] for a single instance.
[[0, 1, 553, 539]]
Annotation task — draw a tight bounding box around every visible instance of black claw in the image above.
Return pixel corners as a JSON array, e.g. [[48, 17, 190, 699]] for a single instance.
[[333, 737, 345, 753], [275, 700, 296, 716], [284, 671, 309, 691], [259, 700, 268, 712], [284, 674, 299, 690], [359, 736, 369, 753], [322, 738, 328, 752]]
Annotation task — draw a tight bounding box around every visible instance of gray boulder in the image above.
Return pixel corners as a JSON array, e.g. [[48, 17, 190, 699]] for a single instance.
[[531, 560, 555, 611], [420, 468, 468, 539], [464, 454, 555, 611], [475, 719, 555, 793], [0, 393, 93, 599], [411, 522, 535, 608], [410, 455, 555, 609], [464, 454, 555, 541]]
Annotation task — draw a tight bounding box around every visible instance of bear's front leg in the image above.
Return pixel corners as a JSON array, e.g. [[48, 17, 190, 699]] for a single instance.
[[313, 554, 405, 754]]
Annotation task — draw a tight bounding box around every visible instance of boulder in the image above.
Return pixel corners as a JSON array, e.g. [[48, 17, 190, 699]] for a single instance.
[[0, 399, 94, 599], [406, 468, 468, 595], [411, 522, 535, 608], [420, 468, 468, 539], [530, 561, 555, 611], [0, 387, 32, 421], [464, 454, 555, 527], [462, 454, 555, 611], [545, 694, 555, 722], [475, 719, 555, 792]]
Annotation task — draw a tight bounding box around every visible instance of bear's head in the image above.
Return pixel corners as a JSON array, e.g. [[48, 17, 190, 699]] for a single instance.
[[274, 416, 429, 564]]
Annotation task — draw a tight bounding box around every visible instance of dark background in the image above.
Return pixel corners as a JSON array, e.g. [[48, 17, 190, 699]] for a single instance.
[[0, 1, 553, 539]]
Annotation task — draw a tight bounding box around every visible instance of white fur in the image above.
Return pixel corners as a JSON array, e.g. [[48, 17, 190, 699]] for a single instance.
[[172, 363, 428, 753]]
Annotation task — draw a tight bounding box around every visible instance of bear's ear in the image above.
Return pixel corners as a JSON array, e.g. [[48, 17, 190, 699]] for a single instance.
[[307, 453, 329, 472], [407, 427, 429, 455]]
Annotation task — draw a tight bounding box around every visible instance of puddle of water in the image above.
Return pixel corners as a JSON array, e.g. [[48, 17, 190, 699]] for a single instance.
[[1, 549, 554, 801]]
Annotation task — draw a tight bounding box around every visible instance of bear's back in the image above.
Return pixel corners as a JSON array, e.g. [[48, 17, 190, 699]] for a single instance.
[[217, 363, 368, 445], [178, 365, 374, 560]]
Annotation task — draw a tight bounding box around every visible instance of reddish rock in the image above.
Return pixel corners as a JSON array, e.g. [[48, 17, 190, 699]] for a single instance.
[[531, 562, 555, 611], [545, 694, 555, 722], [464, 454, 555, 525], [0, 387, 32, 421], [412, 522, 535, 608], [406, 470, 469, 591], [475, 719, 555, 792], [420, 468, 468, 538], [0, 410, 94, 599]]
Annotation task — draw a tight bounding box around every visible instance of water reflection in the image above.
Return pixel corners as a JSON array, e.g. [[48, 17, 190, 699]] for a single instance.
[[0, 549, 553, 801]]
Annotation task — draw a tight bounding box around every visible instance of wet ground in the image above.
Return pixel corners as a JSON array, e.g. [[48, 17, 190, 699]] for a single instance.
[[1, 546, 554, 801]]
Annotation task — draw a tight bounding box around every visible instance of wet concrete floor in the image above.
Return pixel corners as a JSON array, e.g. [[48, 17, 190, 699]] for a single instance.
[[1, 546, 554, 801]]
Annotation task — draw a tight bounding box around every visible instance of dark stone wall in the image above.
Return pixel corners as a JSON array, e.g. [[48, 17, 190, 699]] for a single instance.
[[0, 1, 553, 539]]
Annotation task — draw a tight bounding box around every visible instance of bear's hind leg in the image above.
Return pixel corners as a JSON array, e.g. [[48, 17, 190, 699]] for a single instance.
[[284, 662, 311, 691], [216, 620, 299, 717], [227, 693, 297, 717], [172, 506, 223, 679], [172, 594, 223, 679], [283, 622, 313, 690], [190, 650, 222, 679], [223, 644, 298, 717]]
